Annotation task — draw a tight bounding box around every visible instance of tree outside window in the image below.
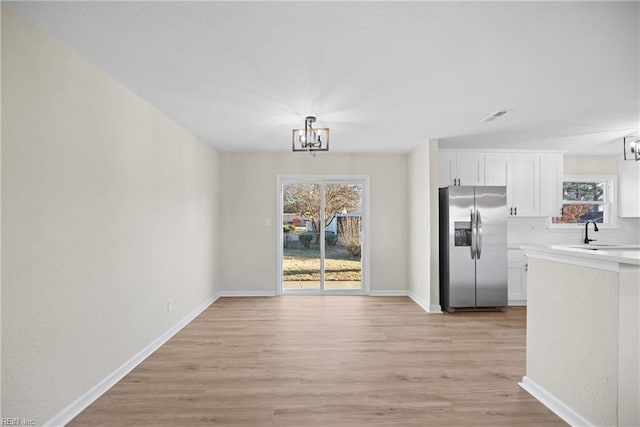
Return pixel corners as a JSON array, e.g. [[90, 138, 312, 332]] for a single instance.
[[551, 177, 614, 225]]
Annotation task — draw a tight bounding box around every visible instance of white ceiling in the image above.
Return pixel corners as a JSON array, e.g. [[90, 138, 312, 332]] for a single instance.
[[7, 1, 640, 155]]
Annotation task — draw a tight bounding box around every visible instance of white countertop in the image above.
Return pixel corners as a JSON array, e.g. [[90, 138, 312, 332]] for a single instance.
[[521, 244, 640, 266]]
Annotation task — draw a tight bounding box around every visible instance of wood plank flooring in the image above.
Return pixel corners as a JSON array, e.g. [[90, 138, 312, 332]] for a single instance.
[[70, 296, 565, 426]]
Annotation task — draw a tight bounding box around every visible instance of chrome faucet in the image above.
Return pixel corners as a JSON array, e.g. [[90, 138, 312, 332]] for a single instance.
[[584, 220, 599, 244]]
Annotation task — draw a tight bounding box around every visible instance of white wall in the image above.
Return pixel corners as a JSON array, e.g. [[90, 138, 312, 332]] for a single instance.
[[563, 155, 617, 175], [508, 216, 640, 247], [428, 142, 440, 307], [2, 7, 219, 423], [218, 153, 408, 294], [408, 142, 435, 309], [408, 143, 428, 303]]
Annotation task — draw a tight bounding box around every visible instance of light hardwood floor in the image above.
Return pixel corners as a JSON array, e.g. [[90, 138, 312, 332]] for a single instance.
[[70, 296, 565, 426]]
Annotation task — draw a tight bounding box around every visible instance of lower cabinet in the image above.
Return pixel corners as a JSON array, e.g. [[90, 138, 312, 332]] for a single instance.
[[508, 249, 527, 305]]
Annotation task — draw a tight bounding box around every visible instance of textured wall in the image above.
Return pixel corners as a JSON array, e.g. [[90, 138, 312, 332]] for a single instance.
[[2, 7, 219, 422], [526, 258, 618, 426], [618, 265, 640, 426]]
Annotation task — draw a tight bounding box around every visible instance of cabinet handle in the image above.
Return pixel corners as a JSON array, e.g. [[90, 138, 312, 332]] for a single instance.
[[525, 263, 528, 272], [509, 207, 513, 216], [514, 207, 517, 216]]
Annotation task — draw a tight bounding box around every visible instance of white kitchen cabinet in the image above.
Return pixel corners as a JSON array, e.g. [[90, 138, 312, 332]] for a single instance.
[[439, 150, 563, 218], [506, 153, 540, 217], [539, 153, 564, 218], [618, 157, 640, 217], [508, 249, 527, 305], [438, 152, 484, 187], [456, 153, 485, 186], [438, 151, 457, 187], [484, 153, 509, 186]]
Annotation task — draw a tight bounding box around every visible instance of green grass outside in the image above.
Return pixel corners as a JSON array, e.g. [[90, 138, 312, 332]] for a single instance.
[[283, 247, 361, 281]]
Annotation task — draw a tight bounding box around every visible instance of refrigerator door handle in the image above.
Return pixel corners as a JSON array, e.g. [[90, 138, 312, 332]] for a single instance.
[[470, 208, 476, 259], [476, 209, 483, 259]]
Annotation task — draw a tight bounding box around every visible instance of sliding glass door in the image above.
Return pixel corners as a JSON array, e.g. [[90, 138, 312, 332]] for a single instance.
[[282, 183, 322, 291], [323, 183, 362, 290], [279, 177, 368, 294]]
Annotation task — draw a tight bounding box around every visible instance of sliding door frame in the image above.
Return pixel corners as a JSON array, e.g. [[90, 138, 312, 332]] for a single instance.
[[276, 175, 371, 296]]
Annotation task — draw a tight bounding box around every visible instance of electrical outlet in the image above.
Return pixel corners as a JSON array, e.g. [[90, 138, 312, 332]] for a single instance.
[[167, 298, 174, 313]]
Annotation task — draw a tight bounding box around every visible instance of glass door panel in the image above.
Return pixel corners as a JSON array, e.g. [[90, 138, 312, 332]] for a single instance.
[[324, 184, 363, 291], [282, 184, 321, 290]]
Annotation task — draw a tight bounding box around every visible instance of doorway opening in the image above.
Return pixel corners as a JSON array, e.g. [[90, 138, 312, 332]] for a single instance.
[[277, 176, 370, 295]]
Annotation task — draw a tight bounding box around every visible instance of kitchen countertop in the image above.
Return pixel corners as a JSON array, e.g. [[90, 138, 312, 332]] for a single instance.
[[520, 244, 640, 266]]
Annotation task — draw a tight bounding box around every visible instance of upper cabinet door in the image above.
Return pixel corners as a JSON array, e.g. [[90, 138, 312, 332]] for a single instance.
[[438, 151, 485, 187], [438, 152, 457, 187], [484, 154, 509, 186], [508, 153, 540, 216], [455, 153, 485, 186], [438, 150, 563, 218], [618, 158, 640, 217], [539, 153, 563, 218]]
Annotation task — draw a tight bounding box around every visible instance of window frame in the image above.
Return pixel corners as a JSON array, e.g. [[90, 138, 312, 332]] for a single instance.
[[546, 175, 617, 230]]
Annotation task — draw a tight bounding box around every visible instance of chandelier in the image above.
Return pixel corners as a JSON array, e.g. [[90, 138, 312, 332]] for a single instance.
[[623, 135, 640, 161], [292, 116, 329, 152]]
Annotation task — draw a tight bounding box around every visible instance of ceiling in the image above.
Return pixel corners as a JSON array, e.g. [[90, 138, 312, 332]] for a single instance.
[[7, 1, 640, 155]]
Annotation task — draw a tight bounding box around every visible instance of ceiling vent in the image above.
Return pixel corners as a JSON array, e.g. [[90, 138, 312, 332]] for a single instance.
[[483, 110, 510, 122]]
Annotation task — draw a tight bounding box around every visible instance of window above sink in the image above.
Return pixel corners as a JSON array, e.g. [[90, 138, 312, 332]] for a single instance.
[[547, 175, 617, 230]]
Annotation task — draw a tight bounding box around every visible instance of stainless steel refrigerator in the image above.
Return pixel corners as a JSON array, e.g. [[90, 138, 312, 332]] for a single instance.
[[439, 186, 507, 312]]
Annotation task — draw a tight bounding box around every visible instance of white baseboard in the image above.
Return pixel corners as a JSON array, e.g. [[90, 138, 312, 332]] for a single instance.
[[427, 305, 443, 313], [408, 291, 442, 314], [519, 376, 595, 427], [508, 299, 527, 306], [370, 290, 408, 296], [370, 290, 437, 311], [45, 293, 219, 427], [216, 290, 277, 297]]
